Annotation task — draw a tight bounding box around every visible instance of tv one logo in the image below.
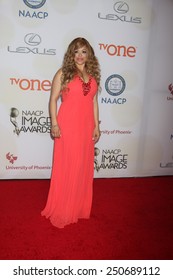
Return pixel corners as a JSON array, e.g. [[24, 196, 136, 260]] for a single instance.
[[102, 74, 126, 104], [10, 78, 52, 92], [99, 43, 136, 58]]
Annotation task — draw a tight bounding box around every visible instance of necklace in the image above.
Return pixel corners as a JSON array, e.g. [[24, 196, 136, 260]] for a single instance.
[[78, 75, 91, 96]]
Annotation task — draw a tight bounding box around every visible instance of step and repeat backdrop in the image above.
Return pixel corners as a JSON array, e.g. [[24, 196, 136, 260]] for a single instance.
[[0, 0, 173, 179]]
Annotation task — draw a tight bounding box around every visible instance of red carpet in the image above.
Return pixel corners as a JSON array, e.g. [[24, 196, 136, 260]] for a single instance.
[[0, 177, 173, 260]]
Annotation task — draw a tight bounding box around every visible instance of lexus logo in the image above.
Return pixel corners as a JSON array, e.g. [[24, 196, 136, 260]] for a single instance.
[[24, 33, 41, 46], [113, 1, 129, 14]]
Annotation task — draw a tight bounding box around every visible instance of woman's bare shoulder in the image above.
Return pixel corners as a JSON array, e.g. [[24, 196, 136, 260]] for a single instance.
[[53, 68, 62, 79], [51, 69, 62, 86]]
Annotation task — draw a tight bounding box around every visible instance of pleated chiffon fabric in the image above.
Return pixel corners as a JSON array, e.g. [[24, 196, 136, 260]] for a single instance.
[[41, 76, 98, 228]]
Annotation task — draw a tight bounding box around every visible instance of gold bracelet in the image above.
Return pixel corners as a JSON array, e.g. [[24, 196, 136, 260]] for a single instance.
[[51, 124, 58, 128]]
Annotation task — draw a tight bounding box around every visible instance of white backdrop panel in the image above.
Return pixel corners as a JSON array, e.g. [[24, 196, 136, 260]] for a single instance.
[[0, 0, 172, 179]]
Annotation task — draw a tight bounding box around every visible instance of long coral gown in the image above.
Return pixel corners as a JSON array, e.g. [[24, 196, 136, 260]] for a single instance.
[[41, 75, 98, 228]]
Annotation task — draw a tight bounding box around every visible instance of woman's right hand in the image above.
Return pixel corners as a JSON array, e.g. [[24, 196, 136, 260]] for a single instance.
[[51, 124, 61, 138]]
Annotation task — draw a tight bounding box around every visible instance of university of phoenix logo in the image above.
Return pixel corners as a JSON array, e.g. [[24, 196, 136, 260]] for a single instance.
[[167, 84, 173, 101], [168, 84, 173, 95], [6, 152, 18, 164]]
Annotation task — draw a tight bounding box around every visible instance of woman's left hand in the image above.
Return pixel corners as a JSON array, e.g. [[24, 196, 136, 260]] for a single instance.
[[92, 127, 100, 143]]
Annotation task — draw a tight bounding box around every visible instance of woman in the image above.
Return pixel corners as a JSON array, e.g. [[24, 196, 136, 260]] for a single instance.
[[41, 37, 101, 228]]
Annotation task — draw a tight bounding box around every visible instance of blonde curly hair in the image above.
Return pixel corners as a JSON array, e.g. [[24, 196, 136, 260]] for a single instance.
[[61, 37, 101, 91]]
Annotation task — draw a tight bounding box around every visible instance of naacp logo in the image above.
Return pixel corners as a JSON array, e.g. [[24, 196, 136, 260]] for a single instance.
[[24, 34, 41, 46], [105, 74, 126, 96], [113, 1, 129, 14], [94, 148, 128, 171], [23, 0, 46, 9], [10, 108, 51, 134], [10, 108, 20, 135]]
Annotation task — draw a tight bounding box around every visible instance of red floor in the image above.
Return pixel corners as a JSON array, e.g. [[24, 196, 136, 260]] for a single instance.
[[0, 176, 173, 260]]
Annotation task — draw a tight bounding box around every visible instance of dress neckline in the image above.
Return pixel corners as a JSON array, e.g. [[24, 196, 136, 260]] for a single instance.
[[78, 75, 92, 96], [78, 74, 91, 84]]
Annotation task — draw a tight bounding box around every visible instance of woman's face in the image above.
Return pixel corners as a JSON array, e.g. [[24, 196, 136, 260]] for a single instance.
[[74, 46, 88, 66]]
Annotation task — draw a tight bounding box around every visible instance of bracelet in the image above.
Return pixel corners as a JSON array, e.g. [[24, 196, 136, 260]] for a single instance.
[[51, 124, 58, 128]]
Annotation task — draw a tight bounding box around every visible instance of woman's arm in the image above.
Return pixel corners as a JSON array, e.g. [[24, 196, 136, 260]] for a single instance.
[[49, 69, 62, 138], [92, 93, 100, 143]]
